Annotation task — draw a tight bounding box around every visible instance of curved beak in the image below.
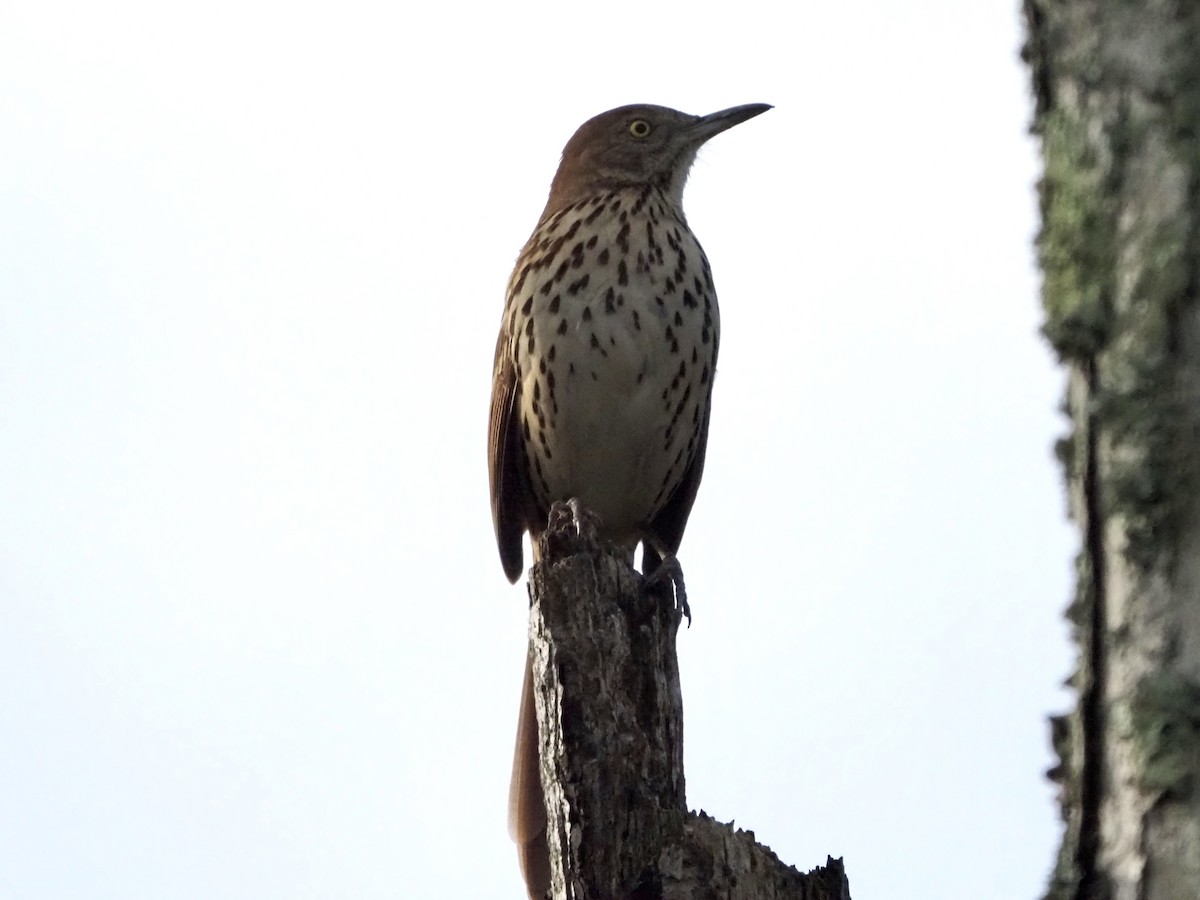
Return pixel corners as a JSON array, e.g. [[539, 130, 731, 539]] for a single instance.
[[689, 103, 773, 145]]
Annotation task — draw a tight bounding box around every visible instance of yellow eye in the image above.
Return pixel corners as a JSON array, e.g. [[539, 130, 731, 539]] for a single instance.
[[628, 119, 652, 138]]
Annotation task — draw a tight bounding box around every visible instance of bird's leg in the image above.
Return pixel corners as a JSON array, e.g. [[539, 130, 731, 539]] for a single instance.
[[542, 499, 607, 568], [546, 498, 602, 541], [565, 497, 601, 541], [642, 538, 690, 625]]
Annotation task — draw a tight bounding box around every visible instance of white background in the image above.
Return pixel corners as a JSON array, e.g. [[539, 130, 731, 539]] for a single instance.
[[1, 2, 1075, 898]]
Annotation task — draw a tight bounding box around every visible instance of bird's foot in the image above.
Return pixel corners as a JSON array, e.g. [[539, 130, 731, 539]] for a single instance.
[[543, 499, 605, 564], [565, 498, 601, 541], [644, 554, 690, 625], [546, 498, 602, 543]]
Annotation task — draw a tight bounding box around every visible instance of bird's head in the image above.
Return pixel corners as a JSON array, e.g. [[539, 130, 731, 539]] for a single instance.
[[545, 102, 771, 212]]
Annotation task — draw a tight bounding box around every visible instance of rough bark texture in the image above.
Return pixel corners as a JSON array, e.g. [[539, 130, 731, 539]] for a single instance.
[[527, 503, 851, 899], [1023, 2, 1200, 898]]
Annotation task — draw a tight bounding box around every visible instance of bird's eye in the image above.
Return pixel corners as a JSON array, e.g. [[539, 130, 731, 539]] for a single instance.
[[628, 119, 652, 139]]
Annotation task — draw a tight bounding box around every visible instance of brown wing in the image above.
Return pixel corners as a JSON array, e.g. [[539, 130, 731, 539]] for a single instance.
[[488, 323, 534, 583], [646, 385, 713, 564]]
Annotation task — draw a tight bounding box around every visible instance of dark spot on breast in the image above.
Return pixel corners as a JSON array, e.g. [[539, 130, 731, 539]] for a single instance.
[[682, 289, 698, 309], [548, 294, 561, 314], [631, 184, 652, 215], [674, 383, 692, 418], [598, 247, 610, 266], [512, 265, 531, 295], [582, 306, 592, 322], [617, 259, 628, 286], [557, 319, 568, 335]]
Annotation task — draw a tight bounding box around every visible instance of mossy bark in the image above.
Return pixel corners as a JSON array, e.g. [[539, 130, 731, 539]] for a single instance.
[[1024, 1, 1200, 897]]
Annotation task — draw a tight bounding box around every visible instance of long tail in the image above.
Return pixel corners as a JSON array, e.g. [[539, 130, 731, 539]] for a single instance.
[[509, 650, 549, 898]]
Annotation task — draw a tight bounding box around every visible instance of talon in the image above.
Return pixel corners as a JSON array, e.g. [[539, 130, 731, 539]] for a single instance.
[[645, 554, 690, 625], [565, 498, 601, 541]]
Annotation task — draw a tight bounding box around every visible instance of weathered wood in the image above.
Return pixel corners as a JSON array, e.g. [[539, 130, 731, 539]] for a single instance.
[[526, 503, 851, 899]]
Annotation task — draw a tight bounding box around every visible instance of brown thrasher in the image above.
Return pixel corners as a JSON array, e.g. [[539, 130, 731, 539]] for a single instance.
[[487, 102, 770, 899]]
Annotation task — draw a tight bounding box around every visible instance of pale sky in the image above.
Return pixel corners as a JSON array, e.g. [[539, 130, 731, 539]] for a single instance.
[[1, 2, 1075, 898]]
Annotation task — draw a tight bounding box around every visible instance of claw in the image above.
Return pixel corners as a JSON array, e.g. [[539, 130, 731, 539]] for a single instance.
[[644, 553, 690, 625], [565, 498, 601, 541]]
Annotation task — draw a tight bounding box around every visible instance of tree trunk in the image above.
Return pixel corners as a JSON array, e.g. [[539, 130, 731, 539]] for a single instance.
[[526, 502, 852, 899], [1023, 2, 1200, 898]]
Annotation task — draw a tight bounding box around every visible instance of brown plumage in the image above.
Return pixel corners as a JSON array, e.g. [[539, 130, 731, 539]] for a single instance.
[[487, 102, 770, 899]]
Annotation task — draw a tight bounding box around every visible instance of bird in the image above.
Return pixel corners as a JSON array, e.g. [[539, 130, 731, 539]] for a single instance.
[[487, 101, 770, 898]]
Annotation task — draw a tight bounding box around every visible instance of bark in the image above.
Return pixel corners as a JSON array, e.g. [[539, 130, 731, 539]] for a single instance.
[[1023, 2, 1200, 898], [526, 502, 851, 900]]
